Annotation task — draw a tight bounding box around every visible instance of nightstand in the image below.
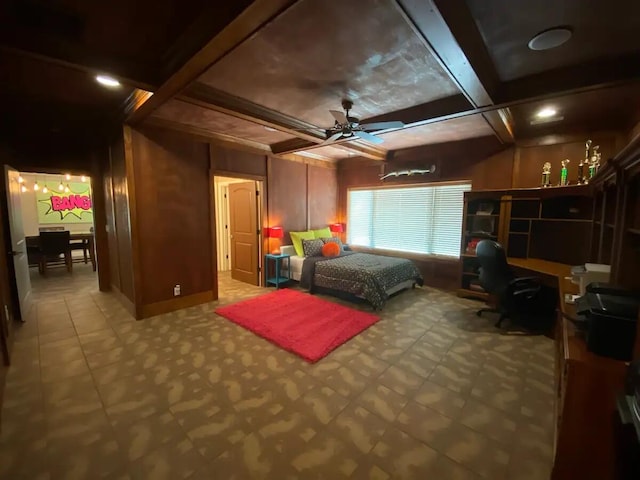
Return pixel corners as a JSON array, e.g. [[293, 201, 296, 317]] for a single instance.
[[264, 253, 291, 289]]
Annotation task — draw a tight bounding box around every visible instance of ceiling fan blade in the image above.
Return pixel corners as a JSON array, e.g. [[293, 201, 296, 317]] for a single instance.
[[354, 130, 384, 144], [321, 131, 344, 145], [359, 121, 405, 131], [329, 110, 348, 124]]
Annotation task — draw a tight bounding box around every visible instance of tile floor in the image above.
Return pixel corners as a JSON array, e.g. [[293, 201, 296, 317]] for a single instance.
[[0, 265, 555, 479]]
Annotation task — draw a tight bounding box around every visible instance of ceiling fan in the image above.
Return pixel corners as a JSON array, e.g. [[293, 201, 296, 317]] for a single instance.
[[314, 100, 405, 146]]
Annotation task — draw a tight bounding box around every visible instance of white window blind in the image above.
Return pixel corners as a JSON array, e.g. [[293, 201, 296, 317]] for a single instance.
[[347, 182, 471, 257]]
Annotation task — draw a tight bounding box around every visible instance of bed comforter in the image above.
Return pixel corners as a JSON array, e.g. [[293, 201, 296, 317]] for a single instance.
[[300, 251, 423, 309]]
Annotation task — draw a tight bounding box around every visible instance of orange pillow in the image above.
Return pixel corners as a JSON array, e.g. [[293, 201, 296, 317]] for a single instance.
[[322, 242, 340, 257]]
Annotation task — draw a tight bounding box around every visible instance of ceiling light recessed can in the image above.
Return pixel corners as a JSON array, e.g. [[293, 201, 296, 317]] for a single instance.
[[536, 107, 558, 118], [96, 75, 121, 87], [528, 27, 572, 51]]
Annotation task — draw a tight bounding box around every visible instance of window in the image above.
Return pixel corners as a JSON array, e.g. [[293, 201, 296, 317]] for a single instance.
[[347, 182, 471, 257]]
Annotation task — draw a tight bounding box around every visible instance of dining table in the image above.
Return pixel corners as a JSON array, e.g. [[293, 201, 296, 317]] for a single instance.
[[26, 232, 96, 271]]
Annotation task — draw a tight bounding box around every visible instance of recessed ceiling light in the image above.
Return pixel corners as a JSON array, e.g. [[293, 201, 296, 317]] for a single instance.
[[96, 75, 121, 88], [263, 126, 278, 132], [536, 107, 558, 118], [528, 27, 572, 51]]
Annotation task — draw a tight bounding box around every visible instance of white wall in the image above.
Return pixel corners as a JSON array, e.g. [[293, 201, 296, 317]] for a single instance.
[[19, 172, 94, 236]]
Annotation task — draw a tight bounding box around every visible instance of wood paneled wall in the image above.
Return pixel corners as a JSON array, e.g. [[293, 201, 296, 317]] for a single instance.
[[108, 133, 136, 305], [130, 127, 214, 311], [338, 131, 623, 290]]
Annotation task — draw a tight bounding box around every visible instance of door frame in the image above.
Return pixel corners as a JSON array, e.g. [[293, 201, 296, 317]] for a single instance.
[[209, 169, 266, 296]]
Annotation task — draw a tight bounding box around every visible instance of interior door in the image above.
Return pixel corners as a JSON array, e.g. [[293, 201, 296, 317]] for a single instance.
[[229, 181, 259, 285], [5, 166, 32, 320]]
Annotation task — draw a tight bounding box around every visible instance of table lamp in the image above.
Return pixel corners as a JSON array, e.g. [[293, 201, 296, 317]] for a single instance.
[[329, 223, 344, 237], [267, 226, 284, 254]]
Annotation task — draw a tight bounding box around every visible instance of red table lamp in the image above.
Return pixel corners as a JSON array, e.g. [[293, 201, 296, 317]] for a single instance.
[[267, 226, 284, 254]]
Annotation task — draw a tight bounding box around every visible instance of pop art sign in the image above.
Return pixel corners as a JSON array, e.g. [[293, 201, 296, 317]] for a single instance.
[[37, 183, 93, 223]]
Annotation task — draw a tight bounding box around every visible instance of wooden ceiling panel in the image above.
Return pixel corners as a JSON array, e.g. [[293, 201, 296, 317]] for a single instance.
[[378, 115, 494, 150], [0, 50, 131, 108], [150, 100, 298, 144], [198, 0, 460, 127], [298, 145, 352, 160], [466, 0, 640, 81], [511, 82, 640, 137]]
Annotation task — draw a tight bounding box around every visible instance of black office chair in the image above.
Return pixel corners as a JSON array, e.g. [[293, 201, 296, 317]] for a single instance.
[[39, 231, 72, 274], [476, 240, 542, 328]]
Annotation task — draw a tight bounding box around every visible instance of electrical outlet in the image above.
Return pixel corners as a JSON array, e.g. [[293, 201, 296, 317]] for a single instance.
[[173, 284, 181, 296]]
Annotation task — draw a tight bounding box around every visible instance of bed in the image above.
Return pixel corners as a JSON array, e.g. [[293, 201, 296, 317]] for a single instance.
[[280, 245, 423, 309]]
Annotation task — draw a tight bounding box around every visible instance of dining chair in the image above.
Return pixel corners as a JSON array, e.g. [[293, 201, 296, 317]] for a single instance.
[[39, 231, 72, 274]]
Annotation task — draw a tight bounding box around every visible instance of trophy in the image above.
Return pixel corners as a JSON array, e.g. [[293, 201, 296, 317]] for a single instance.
[[541, 162, 551, 187], [589, 145, 600, 180], [560, 159, 570, 186], [578, 139, 592, 184]]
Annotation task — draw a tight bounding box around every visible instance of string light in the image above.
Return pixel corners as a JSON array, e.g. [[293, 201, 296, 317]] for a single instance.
[[64, 184, 70, 193], [65, 173, 71, 180], [20, 185, 27, 193], [58, 180, 65, 192], [18, 176, 24, 183], [81, 175, 87, 182], [33, 181, 40, 191], [42, 185, 49, 194]]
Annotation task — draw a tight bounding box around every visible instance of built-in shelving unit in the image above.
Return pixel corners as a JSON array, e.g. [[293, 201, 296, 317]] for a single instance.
[[458, 186, 593, 299]]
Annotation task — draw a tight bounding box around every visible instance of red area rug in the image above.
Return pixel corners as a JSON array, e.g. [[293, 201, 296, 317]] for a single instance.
[[215, 289, 379, 363]]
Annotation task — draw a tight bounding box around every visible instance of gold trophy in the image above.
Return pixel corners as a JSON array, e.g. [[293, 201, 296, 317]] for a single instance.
[[541, 162, 551, 187], [578, 139, 592, 184], [588, 145, 600, 180]]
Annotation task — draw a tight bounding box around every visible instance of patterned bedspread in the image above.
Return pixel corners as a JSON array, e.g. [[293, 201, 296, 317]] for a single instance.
[[301, 252, 423, 309]]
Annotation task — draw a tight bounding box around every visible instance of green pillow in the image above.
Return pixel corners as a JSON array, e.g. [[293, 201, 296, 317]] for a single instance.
[[290, 231, 315, 256], [312, 227, 332, 239]]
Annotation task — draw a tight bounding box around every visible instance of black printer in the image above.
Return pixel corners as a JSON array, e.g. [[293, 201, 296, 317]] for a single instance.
[[575, 283, 640, 361]]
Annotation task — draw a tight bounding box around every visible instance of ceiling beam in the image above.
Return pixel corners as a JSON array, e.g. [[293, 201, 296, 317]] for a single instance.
[[0, 44, 157, 91], [498, 53, 640, 105], [127, 0, 298, 124], [394, 0, 514, 143], [270, 136, 388, 161], [179, 83, 325, 143], [144, 116, 272, 153]]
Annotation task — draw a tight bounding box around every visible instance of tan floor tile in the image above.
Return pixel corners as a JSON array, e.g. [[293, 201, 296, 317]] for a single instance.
[[371, 425, 439, 479], [356, 384, 408, 422], [413, 379, 467, 419], [327, 403, 388, 454], [458, 399, 518, 446]]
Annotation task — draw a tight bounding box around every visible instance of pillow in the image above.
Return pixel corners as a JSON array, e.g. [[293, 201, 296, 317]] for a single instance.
[[302, 238, 324, 257], [290, 231, 315, 257], [321, 236, 344, 250], [312, 227, 332, 239], [322, 242, 340, 257]]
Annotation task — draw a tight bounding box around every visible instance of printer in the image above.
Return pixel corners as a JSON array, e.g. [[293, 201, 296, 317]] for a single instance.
[[576, 284, 640, 361], [571, 263, 611, 295]]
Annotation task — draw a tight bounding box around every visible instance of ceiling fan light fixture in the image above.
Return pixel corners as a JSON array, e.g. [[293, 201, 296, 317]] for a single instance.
[[528, 27, 572, 51], [536, 107, 558, 118]]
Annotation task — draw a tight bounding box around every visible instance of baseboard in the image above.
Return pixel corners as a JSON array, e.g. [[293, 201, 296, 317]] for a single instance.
[[111, 285, 136, 318], [140, 291, 215, 319]]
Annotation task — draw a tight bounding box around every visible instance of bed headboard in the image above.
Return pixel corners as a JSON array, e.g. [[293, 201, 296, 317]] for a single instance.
[[280, 245, 297, 256]]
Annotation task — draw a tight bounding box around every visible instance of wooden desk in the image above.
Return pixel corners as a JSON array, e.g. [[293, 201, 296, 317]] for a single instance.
[[508, 257, 636, 480], [26, 233, 95, 271]]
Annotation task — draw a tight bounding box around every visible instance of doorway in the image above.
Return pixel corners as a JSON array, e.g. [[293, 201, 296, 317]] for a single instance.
[[3, 169, 97, 321], [213, 176, 263, 289]]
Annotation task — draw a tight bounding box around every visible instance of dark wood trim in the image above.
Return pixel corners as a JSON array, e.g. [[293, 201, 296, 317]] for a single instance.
[[0, 45, 157, 91], [122, 126, 142, 315], [89, 154, 110, 292], [516, 130, 622, 149], [272, 137, 388, 161], [277, 153, 337, 169], [179, 84, 325, 143], [394, 0, 513, 143], [111, 284, 136, 318], [498, 54, 640, 106], [208, 167, 219, 301], [140, 290, 215, 319], [127, 0, 298, 123], [144, 117, 271, 153], [210, 169, 265, 182]]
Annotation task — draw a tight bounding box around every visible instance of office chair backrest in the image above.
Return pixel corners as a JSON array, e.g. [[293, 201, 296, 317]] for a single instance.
[[39, 231, 70, 256], [476, 240, 514, 294]]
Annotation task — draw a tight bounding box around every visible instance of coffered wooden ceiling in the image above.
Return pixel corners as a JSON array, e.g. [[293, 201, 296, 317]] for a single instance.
[[1, 0, 640, 159]]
